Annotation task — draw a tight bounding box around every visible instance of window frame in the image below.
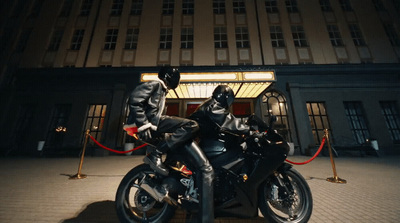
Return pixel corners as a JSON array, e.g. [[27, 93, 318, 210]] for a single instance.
[[130, 0, 143, 15], [343, 101, 371, 145], [380, 101, 400, 144], [159, 28, 173, 49], [104, 29, 119, 50], [214, 27, 228, 48], [265, 0, 279, 13], [270, 26, 285, 48], [233, 0, 246, 14], [70, 29, 85, 50], [213, 0, 226, 14], [327, 25, 344, 46], [110, 0, 124, 16], [307, 102, 332, 144], [235, 27, 250, 48], [291, 25, 309, 47], [84, 104, 107, 145], [348, 24, 366, 46], [181, 28, 194, 49], [162, 0, 174, 15], [124, 28, 139, 49]]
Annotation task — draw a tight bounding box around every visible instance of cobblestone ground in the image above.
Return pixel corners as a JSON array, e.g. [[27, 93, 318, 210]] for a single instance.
[[0, 155, 399, 223]]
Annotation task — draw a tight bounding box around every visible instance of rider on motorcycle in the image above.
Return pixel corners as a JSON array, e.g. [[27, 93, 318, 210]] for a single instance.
[[124, 66, 214, 223], [190, 85, 250, 140]]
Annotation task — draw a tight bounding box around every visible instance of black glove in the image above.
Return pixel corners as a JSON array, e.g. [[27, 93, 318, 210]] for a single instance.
[[138, 128, 152, 141]]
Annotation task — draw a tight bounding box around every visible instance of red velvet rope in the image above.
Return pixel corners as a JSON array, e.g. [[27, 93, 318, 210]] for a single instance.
[[89, 135, 148, 154], [285, 137, 326, 165], [89, 133, 325, 164]]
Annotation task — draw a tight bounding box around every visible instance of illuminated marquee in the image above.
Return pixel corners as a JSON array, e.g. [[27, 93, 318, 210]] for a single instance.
[[141, 71, 276, 99]]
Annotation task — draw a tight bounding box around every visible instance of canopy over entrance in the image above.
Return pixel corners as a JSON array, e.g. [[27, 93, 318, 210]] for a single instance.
[[140, 71, 276, 99]]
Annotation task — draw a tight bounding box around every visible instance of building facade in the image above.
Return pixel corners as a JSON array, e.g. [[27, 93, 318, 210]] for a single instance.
[[0, 0, 399, 156]]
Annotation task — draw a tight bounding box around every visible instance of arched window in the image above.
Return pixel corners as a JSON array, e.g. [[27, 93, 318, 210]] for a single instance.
[[262, 91, 292, 141]]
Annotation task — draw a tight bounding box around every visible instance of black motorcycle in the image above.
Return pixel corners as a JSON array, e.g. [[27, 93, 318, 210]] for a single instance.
[[115, 115, 313, 223]]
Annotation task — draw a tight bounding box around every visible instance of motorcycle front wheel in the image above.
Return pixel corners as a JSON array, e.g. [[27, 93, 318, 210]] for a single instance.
[[259, 168, 313, 223], [115, 164, 176, 223]]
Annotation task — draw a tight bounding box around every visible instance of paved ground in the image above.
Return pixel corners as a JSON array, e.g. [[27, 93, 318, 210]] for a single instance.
[[0, 153, 399, 223]]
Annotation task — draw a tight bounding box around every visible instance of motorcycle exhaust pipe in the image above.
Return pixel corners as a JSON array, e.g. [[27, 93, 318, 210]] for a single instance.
[[140, 180, 179, 206]]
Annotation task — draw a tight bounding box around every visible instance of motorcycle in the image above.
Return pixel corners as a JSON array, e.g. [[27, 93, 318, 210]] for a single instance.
[[115, 115, 313, 223]]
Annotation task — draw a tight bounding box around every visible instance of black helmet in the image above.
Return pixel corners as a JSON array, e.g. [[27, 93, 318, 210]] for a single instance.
[[212, 85, 235, 108], [158, 66, 180, 89]]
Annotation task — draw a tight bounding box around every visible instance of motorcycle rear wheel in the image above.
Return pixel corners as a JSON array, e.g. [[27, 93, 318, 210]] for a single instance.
[[115, 164, 176, 223], [259, 168, 313, 223]]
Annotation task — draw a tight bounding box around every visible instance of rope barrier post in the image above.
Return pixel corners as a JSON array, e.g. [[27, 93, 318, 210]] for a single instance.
[[325, 129, 347, 184], [70, 129, 90, 180]]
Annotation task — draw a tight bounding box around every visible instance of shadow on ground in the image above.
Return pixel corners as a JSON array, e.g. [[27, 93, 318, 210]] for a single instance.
[[62, 200, 119, 223], [62, 200, 265, 223]]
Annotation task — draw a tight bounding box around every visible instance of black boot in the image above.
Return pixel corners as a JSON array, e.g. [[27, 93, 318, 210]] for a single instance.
[[143, 149, 169, 176], [184, 142, 215, 223]]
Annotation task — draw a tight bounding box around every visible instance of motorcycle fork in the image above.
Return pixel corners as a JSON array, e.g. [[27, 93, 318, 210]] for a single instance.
[[273, 171, 297, 218]]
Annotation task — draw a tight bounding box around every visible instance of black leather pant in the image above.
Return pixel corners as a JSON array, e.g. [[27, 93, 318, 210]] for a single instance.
[[156, 115, 199, 152], [156, 116, 214, 222], [184, 142, 215, 223]]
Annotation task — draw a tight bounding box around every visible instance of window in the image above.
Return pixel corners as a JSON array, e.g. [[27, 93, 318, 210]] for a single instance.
[[59, 0, 74, 17], [12, 104, 37, 153], [104, 29, 119, 50], [213, 0, 226, 14], [182, 0, 194, 15], [110, 0, 124, 16], [160, 28, 173, 49], [344, 102, 370, 144], [232, 102, 252, 118], [214, 27, 228, 48], [319, 0, 332, 12], [15, 29, 32, 53], [166, 102, 180, 116], [235, 27, 250, 48], [307, 102, 331, 144], [181, 28, 193, 49], [263, 91, 292, 141], [372, 0, 386, 11], [348, 24, 366, 46], [291, 25, 308, 47], [327, 25, 344, 46], [29, 0, 44, 17], [233, 0, 246, 14], [380, 101, 400, 143], [270, 26, 285, 47], [11, 0, 26, 17], [130, 0, 143, 15], [80, 0, 93, 16], [70, 29, 85, 50], [339, 0, 353, 11], [394, 0, 400, 13], [285, 0, 299, 13], [84, 104, 107, 144], [162, 0, 174, 15], [124, 28, 139, 49], [45, 104, 71, 149], [186, 102, 201, 117], [265, 0, 279, 13], [48, 29, 64, 51], [383, 23, 400, 46]]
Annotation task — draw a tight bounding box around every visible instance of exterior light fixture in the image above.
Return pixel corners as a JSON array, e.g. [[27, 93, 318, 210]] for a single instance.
[[141, 71, 276, 99]]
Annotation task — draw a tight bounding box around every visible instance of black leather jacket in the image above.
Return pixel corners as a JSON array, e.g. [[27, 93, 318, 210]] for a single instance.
[[190, 98, 250, 138], [127, 80, 167, 128]]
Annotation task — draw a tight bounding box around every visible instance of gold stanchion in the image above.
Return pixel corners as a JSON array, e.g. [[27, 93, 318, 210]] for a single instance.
[[70, 129, 90, 180], [324, 129, 347, 184]]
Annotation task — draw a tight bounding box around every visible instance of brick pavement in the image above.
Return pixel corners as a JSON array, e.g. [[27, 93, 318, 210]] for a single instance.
[[0, 154, 399, 223]]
